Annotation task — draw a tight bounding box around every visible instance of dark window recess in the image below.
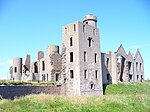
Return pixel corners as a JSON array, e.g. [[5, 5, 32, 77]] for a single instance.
[[136, 62, 138, 72], [84, 70, 87, 79], [141, 75, 143, 80], [55, 73, 59, 81], [74, 24, 76, 31], [70, 37, 73, 46], [129, 74, 132, 80], [137, 75, 139, 80], [106, 58, 109, 68], [140, 63, 142, 72], [70, 52, 73, 62], [34, 62, 38, 73], [86, 22, 88, 24], [14, 67, 17, 73], [95, 53, 97, 63], [128, 62, 132, 70], [84, 51, 87, 62], [95, 70, 98, 79], [93, 29, 96, 35], [42, 61, 45, 71], [47, 74, 48, 81], [70, 70, 74, 78], [107, 74, 110, 81], [88, 37, 93, 47], [90, 83, 95, 89]]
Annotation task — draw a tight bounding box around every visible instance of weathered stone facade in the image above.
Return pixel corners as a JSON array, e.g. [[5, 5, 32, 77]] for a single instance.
[[101, 45, 144, 84], [0, 85, 61, 99], [9, 14, 144, 96]]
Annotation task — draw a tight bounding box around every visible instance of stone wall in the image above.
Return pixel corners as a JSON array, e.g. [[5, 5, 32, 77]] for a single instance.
[[0, 85, 61, 99]]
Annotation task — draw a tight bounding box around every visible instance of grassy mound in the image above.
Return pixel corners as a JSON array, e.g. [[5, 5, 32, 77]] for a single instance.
[[104, 82, 150, 95], [0, 94, 150, 112], [0, 82, 150, 112]]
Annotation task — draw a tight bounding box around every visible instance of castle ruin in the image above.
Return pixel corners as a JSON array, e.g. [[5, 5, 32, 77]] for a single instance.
[[9, 14, 144, 96]]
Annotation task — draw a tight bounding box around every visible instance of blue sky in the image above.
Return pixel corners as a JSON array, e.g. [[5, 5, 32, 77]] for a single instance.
[[0, 0, 150, 79]]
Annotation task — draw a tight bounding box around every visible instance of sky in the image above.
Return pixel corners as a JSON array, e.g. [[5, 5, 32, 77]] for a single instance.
[[0, 0, 150, 79]]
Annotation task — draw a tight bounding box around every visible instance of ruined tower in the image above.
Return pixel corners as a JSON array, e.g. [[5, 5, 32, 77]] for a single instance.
[[12, 58, 22, 81], [62, 14, 103, 96]]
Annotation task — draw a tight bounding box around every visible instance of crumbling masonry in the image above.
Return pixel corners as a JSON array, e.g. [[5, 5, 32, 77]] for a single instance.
[[9, 14, 144, 96]]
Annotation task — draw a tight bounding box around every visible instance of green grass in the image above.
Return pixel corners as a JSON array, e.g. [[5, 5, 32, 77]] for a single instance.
[[0, 82, 150, 112], [0, 80, 61, 85], [0, 94, 149, 112], [104, 82, 150, 95]]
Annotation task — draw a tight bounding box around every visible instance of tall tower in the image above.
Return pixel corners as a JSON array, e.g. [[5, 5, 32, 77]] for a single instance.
[[62, 14, 103, 96], [12, 58, 22, 81]]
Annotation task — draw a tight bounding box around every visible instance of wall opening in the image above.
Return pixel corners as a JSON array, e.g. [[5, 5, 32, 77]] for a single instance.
[[73, 24, 76, 31], [93, 29, 96, 36], [106, 58, 109, 68], [84, 70, 87, 79], [117, 56, 125, 82], [42, 61, 45, 71], [55, 73, 59, 81], [47, 74, 48, 81], [128, 62, 132, 70], [84, 51, 87, 62], [88, 37, 92, 47], [141, 75, 143, 80], [70, 52, 73, 62], [34, 62, 38, 73], [90, 83, 95, 89], [70, 37, 73, 46], [129, 74, 132, 81], [136, 62, 138, 72], [14, 67, 17, 73], [107, 73, 110, 81], [95, 70, 98, 79], [70, 70, 74, 78], [137, 75, 139, 80], [140, 63, 142, 72], [94, 53, 97, 63]]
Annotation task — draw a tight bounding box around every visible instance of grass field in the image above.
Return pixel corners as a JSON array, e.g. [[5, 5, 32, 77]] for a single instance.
[[0, 82, 150, 112]]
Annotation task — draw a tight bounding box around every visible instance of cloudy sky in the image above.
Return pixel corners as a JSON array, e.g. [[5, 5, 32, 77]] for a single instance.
[[0, 0, 150, 79]]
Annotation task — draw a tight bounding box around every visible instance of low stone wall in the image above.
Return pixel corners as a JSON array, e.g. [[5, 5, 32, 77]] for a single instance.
[[0, 85, 61, 99]]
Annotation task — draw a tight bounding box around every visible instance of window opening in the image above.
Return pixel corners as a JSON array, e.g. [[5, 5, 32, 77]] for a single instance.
[[95, 53, 97, 63], [70, 52, 73, 62], [95, 70, 98, 79], [106, 58, 109, 68], [84, 51, 87, 62], [55, 73, 59, 81], [70, 70, 74, 78], [42, 61, 45, 71], [107, 74, 110, 81], [70, 37, 73, 46], [34, 62, 38, 73], [14, 67, 17, 73], [88, 37, 93, 47], [84, 70, 87, 79], [74, 24, 76, 31]]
